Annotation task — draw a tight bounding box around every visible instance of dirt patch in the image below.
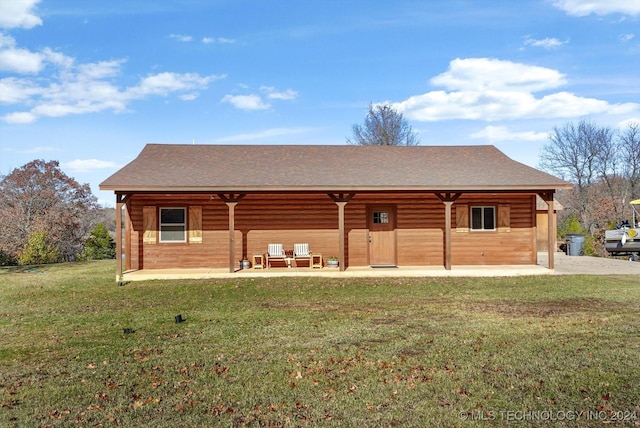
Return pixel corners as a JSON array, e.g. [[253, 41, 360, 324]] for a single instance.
[[466, 297, 624, 318]]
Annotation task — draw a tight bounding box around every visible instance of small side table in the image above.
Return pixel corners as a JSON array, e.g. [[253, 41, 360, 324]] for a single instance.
[[252, 254, 264, 269], [311, 253, 322, 269]]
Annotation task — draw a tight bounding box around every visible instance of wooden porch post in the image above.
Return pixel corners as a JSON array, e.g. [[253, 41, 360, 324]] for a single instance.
[[435, 192, 462, 270], [328, 193, 355, 272], [227, 202, 237, 273], [444, 201, 453, 270], [115, 193, 131, 283], [540, 191, 556, 270], [116, 197, 122, 281], [337, 202, 347, 272], [218, 193, 246, 273]]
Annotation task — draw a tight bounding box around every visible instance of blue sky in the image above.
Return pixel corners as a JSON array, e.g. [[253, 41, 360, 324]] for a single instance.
[[1, 0, 639, 206]]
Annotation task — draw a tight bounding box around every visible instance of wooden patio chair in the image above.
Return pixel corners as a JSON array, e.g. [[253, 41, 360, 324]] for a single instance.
[[266, 243, 286, 269], [293, 243, 312, 268]]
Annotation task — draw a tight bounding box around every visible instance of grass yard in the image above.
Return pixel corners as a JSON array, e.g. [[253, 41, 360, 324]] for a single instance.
[[1, 262, 639, 427]]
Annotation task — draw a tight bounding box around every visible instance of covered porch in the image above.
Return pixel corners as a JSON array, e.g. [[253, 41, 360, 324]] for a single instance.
[[113, 190, 560, 279], [119, 262, 554, 282]]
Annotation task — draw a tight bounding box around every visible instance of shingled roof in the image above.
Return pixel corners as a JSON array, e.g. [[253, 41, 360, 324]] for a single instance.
[[100, 144, 572, 192]]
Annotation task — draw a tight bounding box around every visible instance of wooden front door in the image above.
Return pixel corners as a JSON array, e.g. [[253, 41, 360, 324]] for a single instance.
[[368, 205, 397, 266]]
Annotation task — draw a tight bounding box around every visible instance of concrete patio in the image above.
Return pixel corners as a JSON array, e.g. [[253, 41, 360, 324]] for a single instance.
[[120, 252, 639, 281]]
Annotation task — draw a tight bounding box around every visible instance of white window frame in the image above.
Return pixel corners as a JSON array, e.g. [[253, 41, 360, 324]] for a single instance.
[[471, 206, 496, 231], [159, 207, 187, 243]]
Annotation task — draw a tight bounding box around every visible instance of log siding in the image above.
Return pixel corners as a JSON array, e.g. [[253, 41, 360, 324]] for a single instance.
[[122, 192, 537, 270]]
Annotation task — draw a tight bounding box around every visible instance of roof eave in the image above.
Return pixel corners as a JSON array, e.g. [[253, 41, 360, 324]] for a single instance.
[[100, 184, 573, 193]]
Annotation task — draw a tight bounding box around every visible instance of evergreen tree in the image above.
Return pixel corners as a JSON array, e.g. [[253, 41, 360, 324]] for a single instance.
[[79, 223, 116, 260]]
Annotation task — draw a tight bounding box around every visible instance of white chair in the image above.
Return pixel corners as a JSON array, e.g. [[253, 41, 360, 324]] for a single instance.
[[293, 243, 312, 268], [266, 243, 286, 269]]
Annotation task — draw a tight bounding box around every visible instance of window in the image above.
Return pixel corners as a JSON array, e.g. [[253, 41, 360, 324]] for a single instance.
[[373, 211, 389, 224], [159, 208, 186, 242], [471, 206, 495, 231]]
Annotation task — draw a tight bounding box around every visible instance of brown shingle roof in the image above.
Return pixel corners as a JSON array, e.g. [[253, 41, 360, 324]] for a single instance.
[[100, 144, 572, 192]]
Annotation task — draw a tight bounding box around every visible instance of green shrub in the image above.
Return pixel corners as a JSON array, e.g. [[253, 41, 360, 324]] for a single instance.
[[77, 223, 115, 261], [557, 214, 597, 256], [18, 230, 61, 265]]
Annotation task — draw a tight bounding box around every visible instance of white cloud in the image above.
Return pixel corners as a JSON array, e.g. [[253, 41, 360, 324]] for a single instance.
[[42, 48, 74, 68], [552, 0, 640, 16], [169, 34, 192, 42], [216, 37, 236, 44], [128, 72, 223, 98], [63, 159, 121, 173], [0, 35, 75, 75], [619, 33, 635, 42], [470, 126, 549, 142], [3, 111, 36, 124], [221, 86, 298, 111], [269, 90, 298, 100], [430, 58, 566, 92], [617, 118, 640, 128], [202, 36, 237, 44], [392, 58, 640, 122], [0, 0, 42, 29], [0, 3, 226, 124], [0, 77, 41, 103], [0, 33, 43, 73], [523, 36, 568, 49], [263, 87, 298, 100], [221, 94, 270, 110], [1, 56, 226, 123]]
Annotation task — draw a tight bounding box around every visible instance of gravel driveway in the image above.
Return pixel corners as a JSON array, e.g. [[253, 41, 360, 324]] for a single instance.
[[539, 252, 640, 275]]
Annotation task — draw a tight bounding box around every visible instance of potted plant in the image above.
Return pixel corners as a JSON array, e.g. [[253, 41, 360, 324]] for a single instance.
[[327, 256, 339, 268]]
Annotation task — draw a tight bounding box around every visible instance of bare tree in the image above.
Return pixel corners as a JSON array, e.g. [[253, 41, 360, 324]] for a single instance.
[[539, 120, 610, 231], [619, 122, 640, 201], [347, 103, 419, 146], [0, 160, 98, 262]]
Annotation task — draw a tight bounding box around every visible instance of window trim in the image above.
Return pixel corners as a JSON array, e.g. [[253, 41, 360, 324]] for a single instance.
[[159, 207, 187, 243], [470, 205, 496, 231]]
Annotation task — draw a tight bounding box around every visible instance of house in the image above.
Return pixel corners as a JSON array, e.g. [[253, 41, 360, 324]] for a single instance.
[[99, 144, 572, 278]]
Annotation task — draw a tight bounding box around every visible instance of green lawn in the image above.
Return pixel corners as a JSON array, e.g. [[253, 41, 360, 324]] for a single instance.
[[1, 262, 639, 427]]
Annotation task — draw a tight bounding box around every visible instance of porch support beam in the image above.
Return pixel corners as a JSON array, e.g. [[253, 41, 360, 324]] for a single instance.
[[336, 202, 347, 272], [328, 193, 355, 272], [434, 192, 462, 271], [115, 193, 131, 283], [327, 193, 355, 204], [217, 193, 246, 204], [539, 191, 555, 270], [217, 193, 246, 273], [225, 201, 238, 273]]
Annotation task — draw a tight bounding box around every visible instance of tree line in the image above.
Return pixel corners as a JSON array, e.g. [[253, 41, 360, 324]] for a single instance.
[[0, 160, 115, 266], [539, 119, 640, 255]]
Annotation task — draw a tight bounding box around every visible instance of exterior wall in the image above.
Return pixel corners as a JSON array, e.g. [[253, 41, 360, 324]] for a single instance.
[[536, 211, 558, 252], [452, 194, 537, 265], [123, 192, 537, 270]]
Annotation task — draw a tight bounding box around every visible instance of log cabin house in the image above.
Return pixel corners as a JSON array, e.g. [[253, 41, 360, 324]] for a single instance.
[[100, 144, 571, 278]]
